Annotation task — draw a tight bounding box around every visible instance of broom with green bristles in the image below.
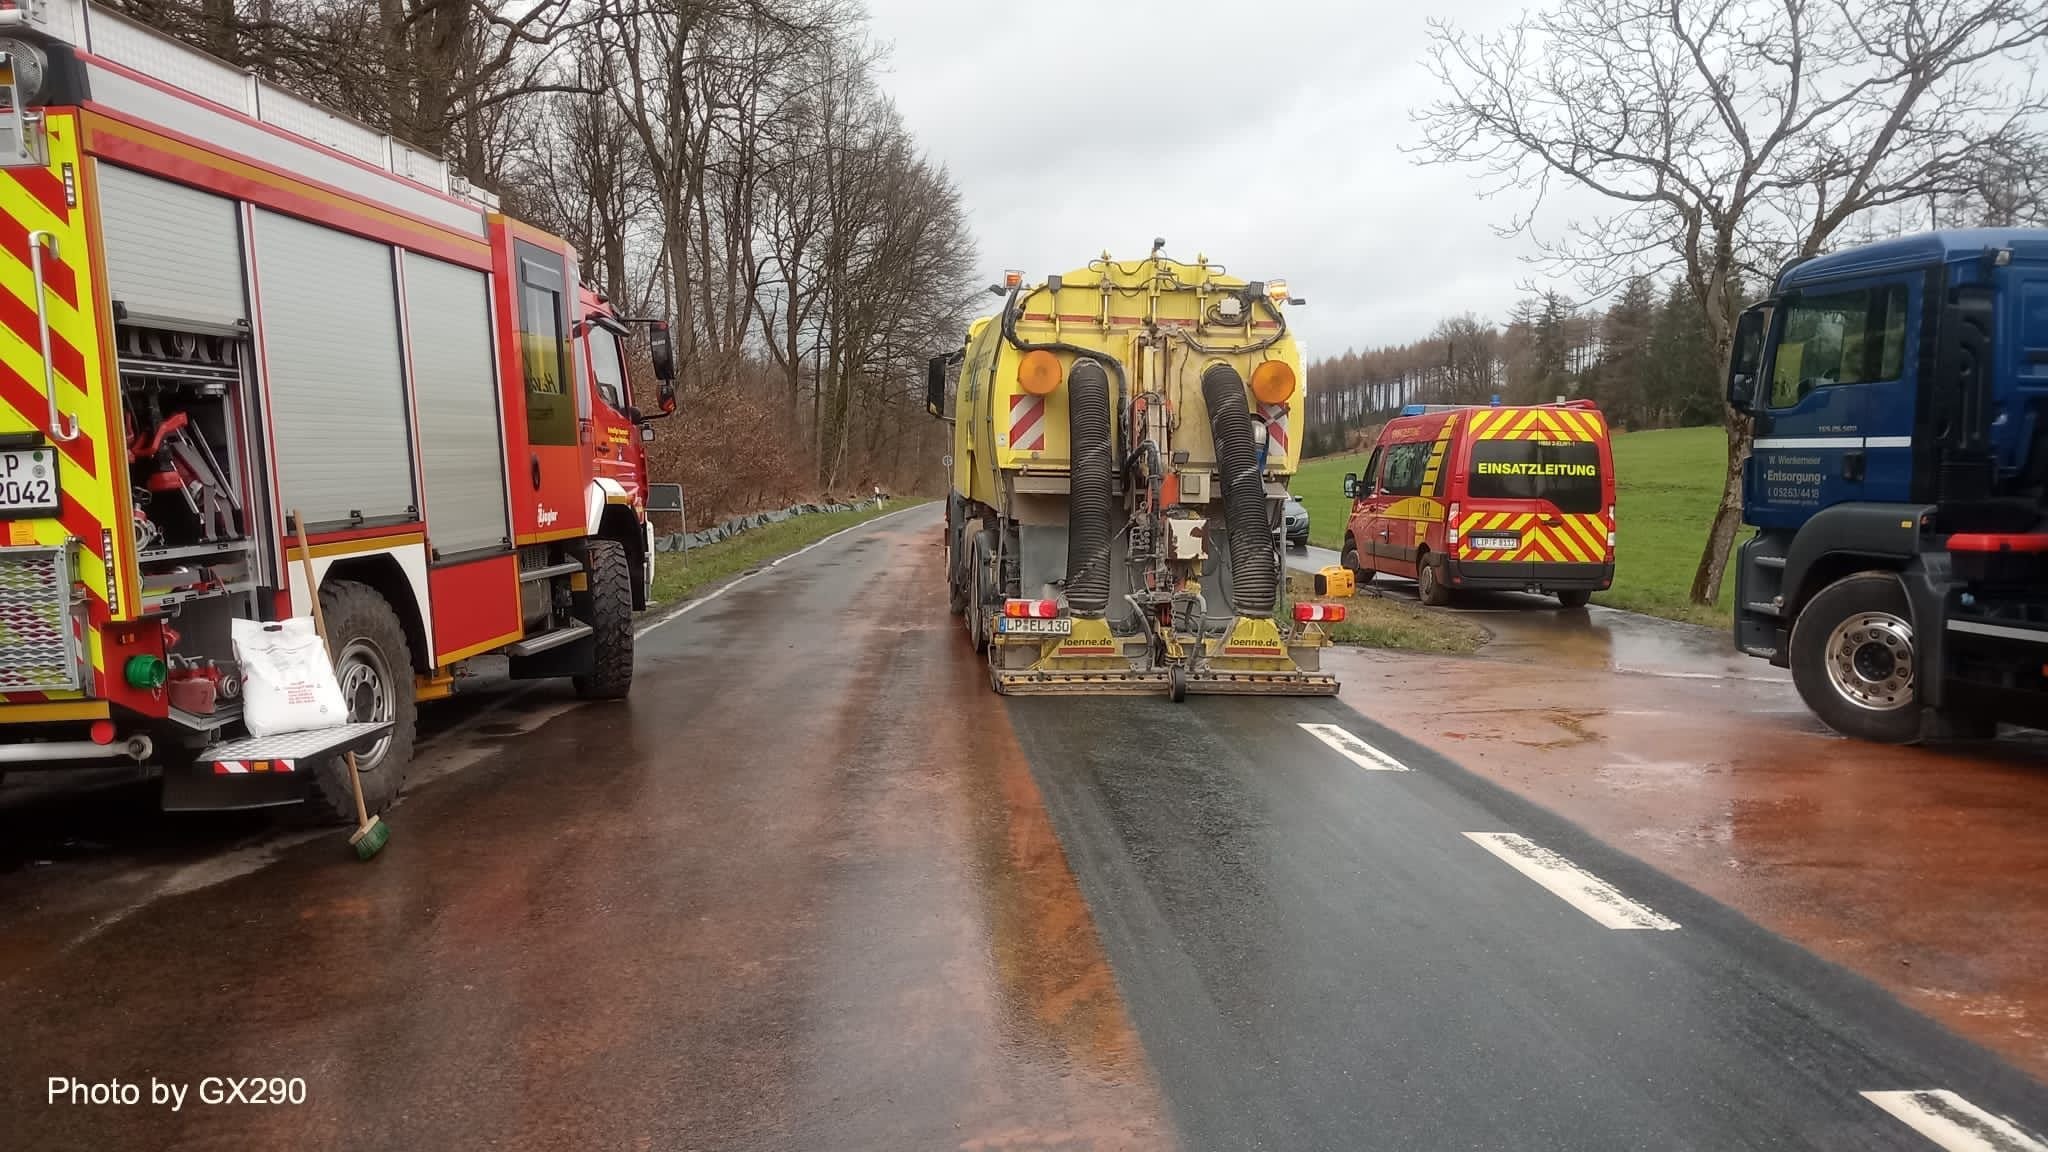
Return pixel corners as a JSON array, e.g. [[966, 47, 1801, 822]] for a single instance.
[[292, 512, 389, 861]]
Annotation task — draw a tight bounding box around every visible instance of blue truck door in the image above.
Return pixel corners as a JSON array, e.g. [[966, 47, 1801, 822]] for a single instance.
[[1997, 257, 2048, 480], [1748, 278, 1919, 530]]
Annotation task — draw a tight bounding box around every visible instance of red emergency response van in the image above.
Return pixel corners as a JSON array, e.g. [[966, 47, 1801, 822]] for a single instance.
[[1341, 402, 1617, 608]]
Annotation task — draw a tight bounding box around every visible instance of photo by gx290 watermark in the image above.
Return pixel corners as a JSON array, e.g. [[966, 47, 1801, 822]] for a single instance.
[[46, 1075, 309, 1113]]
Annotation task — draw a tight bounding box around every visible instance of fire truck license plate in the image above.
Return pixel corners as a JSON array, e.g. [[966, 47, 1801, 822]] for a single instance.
[[998, 617, 1072, 636], [0, 448, 59, 518], [1471, 535, 1520, 551]]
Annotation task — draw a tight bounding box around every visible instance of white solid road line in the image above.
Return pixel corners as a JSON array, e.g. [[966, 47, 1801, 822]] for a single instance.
[[1463, 832, 1680, 931], [1863, 1091, 2048, 1152], [1299, 723, 1411, 771], [635, 503, 926, 639]]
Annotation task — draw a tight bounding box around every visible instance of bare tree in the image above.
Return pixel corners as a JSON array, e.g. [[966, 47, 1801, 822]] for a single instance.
[[1416, 0, 2048, 604], [133, 0, 977, 521], [110, 0, 601, 177]]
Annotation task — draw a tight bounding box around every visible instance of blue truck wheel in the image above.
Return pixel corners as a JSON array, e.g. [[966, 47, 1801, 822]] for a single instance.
[[1789, 572, 1922, 744]]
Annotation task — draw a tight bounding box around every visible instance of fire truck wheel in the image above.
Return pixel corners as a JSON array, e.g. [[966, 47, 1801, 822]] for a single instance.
[[575, 539, 635, 700], [1790, 571, 1921, 744], [1556, 590, 1592, 608], [1417, 553, 1452, 607], [311, 581, 416, 823], [1341, 536, 1374, 584]]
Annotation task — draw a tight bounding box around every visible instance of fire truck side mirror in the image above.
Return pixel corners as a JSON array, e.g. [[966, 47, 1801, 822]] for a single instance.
[[648, 324, 677, 384], [1342, 473, 1359, 499]]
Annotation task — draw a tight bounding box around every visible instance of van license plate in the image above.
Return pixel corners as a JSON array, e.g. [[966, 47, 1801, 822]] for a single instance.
[[998, 617, 1072, 636], [1470, 535, 1519, 551], [0, 448, 59, 518]]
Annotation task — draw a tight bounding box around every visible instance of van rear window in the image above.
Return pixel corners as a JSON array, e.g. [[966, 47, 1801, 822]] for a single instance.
[[1468, 440, 1603, 513]]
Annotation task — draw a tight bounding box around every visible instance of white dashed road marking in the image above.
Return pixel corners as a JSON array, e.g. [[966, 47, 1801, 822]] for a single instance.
[[1863, 1091, 2048, 1152], [1463, 832, 1679, 931], [1299, 723, 1410, 771]]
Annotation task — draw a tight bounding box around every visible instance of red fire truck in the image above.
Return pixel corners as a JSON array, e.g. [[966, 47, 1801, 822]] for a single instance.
[[0, 0, 676, 818]]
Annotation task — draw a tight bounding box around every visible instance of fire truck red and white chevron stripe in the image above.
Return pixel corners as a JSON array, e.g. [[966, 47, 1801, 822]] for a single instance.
[[1008, 393, 1047, 451], [213, 759, 296, 775]]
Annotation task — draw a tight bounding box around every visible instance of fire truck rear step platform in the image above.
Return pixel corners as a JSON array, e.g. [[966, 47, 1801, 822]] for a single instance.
[[158, 721, 391, 811], [506, 622, 592, 657], [196, 721, 392, 768]]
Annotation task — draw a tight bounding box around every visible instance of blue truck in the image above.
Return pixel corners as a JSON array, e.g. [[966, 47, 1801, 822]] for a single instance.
[[1729, 228, 2047, 742]]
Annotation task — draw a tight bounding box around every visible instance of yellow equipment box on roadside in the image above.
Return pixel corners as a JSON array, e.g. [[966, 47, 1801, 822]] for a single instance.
[[1314, 566, 1356, 599]]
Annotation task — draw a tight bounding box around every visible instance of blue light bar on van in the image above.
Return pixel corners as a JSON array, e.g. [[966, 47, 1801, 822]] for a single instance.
[[1401, 404, 1427, 416]]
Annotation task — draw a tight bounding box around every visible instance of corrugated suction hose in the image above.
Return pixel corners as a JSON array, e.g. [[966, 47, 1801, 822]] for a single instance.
[[1202, 362, 1278, 615], [1064, 359, 1115, 617]]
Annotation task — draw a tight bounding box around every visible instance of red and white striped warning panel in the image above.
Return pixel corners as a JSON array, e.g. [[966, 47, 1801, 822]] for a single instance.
[[1008, 393, 1047, 451], [212, 759, 297, 775], [1262, 403, 1291, 458]]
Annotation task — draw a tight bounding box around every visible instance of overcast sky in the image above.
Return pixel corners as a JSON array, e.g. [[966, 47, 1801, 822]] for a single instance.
[[861, 0, 1585, 360]]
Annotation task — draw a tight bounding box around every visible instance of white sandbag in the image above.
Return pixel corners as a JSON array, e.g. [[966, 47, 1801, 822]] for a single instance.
[[232, 617, 349, 737]]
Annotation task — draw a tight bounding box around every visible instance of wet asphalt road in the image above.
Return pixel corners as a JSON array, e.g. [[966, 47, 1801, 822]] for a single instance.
[[1014, 691, 2048, 1150], [6, 503, 2048, 1150]]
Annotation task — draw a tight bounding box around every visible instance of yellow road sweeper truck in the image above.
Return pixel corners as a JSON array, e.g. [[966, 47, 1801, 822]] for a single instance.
[[926, 244, 1342, 698]]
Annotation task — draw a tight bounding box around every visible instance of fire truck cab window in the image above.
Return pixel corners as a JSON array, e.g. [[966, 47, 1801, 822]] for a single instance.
[[1468, 439, 1603, 513], [517, 246, 577, 446], [1381, 442, 1430, 497], [588, 328, 628, 411]]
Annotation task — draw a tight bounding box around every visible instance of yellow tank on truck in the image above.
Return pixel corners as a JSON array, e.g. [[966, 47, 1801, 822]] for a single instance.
[[931, 249, 1339, 699]]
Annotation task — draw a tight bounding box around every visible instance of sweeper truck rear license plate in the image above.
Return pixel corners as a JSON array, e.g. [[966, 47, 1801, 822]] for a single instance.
[[997, 617, 1072, 636]]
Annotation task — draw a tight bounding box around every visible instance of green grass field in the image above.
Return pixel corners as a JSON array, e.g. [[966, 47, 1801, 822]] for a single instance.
[[1294, 425, 1740, 628], [645, 501, 922, 609]]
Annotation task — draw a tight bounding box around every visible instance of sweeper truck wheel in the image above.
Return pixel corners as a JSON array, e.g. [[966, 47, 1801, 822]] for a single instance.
[[968, 532, 995, 654], [575, 539, 635, 700], [310, 581, 416, 823], [1169, 665, 1188, 703]]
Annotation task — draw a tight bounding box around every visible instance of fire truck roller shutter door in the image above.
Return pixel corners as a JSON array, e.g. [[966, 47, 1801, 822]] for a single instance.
[[96, 165, 248, 327], [402, 252, 508, 556], [252, 210, 415, 527]]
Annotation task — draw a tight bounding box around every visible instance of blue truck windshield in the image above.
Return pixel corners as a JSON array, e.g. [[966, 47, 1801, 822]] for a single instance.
[[1468, 439, 1603, 513], [1769, 285, 1908, 407]]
